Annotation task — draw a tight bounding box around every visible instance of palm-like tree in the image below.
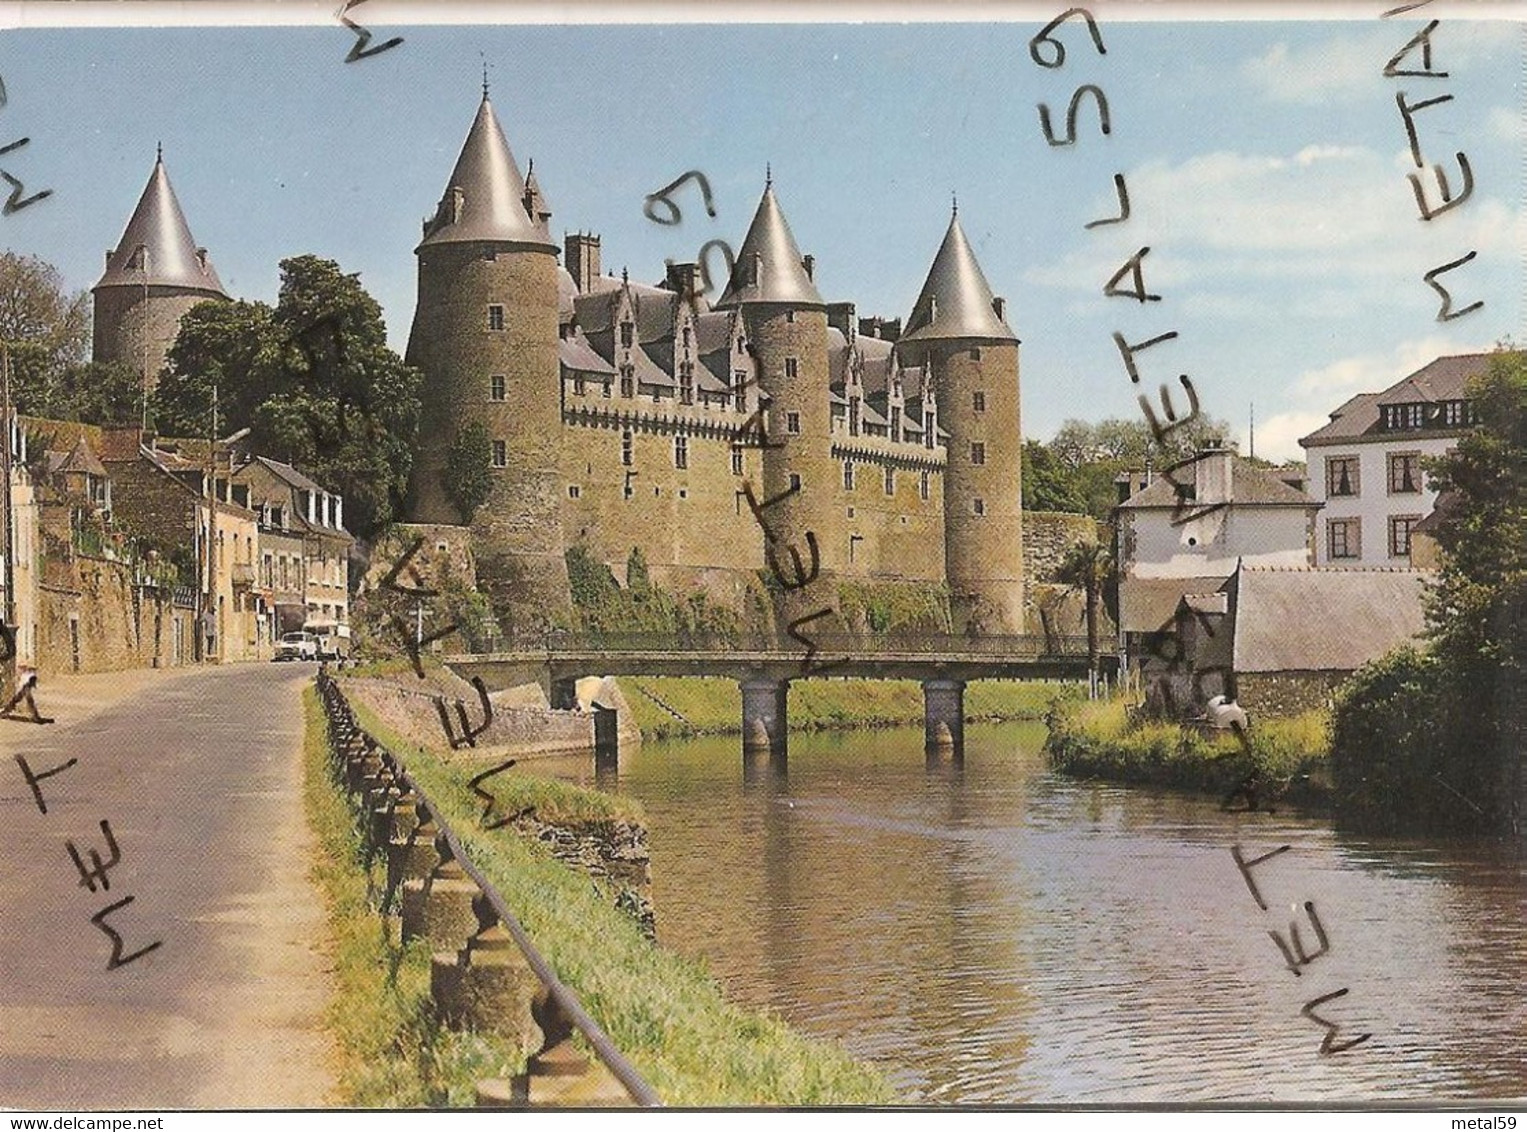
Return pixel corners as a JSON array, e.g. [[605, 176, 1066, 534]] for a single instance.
[[1055, 540, 1114, 697]]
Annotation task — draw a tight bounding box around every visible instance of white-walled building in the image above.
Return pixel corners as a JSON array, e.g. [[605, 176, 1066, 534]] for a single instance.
[[1300, 353, 1492, 567], [1114, 445, 1320, 665]]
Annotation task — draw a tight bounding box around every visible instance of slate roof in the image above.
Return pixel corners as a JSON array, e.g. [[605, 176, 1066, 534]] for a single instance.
[[1120, 575, 1228, 634], [715, 181, 824, 308], [56, 436, 107, 478], [1299, 352, 1523, 447], [902, 211, 1017, 344], [418, 95, 555, 252], [1373, 352, 1494, 406], [95, 153, 227, 297], [1117, 454, 1317, 509], [1299, 392, 1383, 446], [559, 334, 616, 375], [1227, 565, 1431, 673]]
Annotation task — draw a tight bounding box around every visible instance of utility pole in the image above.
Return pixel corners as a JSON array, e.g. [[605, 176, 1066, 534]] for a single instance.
[[139, 242, 151, 433], [205, 385, 218, 663]]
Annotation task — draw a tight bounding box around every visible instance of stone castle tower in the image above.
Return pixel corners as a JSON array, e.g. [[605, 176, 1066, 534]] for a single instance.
[[92, 148, 227, 386], [403, 91, 570, 620], [899, 209, 1024, 633], [714, 178, 843, 612]]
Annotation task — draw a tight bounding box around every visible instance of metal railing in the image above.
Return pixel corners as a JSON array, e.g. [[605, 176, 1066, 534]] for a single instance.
[[314, 669, 661, 1107], [458, 627, 1094, 660]]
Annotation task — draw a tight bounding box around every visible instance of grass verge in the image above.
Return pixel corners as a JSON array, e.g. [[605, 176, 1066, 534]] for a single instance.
[[624, 676, 1080, 740], [301, 685, 531, 1106], [341, 689, 899, 1106], [1043, 696, 1333, 809]]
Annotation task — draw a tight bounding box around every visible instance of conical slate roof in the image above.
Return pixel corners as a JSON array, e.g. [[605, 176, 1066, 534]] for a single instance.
[[419, 94, 556, 252], [901, 211, 1016, 343], [94, 152, 226, 296], [715, 180, 824, 308]]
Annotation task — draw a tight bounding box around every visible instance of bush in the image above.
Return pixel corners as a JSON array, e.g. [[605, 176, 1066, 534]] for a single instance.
[[442, 421, 493, 523]]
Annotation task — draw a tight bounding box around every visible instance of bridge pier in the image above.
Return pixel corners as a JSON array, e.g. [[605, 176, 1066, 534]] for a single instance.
[[740, 677, 789, 766], [923, 678, 965, 759], [550, 677, 579, 711]]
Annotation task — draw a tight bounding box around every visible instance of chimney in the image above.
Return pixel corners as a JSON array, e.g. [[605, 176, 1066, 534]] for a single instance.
[[801, 254, 815, 281], [858, 315, 883, 340], [565, 232, 601, 294], [881, 317, 903, 343], [1195, 443, 1234, 505], [991, 295, 1006, 321], [664, 260, 700, 302], [827, 302, 856, 339]]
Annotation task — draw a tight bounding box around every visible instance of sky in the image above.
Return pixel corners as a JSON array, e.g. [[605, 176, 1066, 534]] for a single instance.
[[0, 11, 1521, 462]]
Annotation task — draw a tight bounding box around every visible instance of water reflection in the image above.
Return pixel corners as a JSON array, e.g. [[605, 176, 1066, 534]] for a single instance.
[[539, 723, 1527, 1104]]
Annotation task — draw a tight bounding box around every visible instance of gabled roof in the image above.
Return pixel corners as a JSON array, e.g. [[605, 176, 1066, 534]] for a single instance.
[[715, 181, 824, 309], [1227, 565, 1430, 673], [559, 333, 617, 376], [1117, 454, 1316, 509], [246, 454, 323, 495], [901, 211, 1016, 344], [418, 95, 556, 252], [1121, 574, 1228, 634], [57, 436, 107, 478], [95, 152, 227, 297]]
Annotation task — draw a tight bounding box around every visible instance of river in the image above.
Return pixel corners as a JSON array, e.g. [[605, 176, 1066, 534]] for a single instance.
[[546, 721, 1527, 1104]]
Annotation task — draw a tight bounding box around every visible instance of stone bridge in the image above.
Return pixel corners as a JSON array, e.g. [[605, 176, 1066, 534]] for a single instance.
[[444, 631, 1109, 762]]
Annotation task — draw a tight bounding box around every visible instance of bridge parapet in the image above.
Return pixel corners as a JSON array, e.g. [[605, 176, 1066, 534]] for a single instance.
[[449, 630, 1093, 662]]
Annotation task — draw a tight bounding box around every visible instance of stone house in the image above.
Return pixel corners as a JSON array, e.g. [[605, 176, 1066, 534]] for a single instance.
[[1158, 563, 1432, 717], [231, 455, 353, 644], [1115, 445, 1320, 673]]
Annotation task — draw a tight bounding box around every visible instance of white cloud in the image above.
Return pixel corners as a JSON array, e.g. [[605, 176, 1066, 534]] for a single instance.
[[1241, 22, 1515, 106], [1487, 105, 1520, 143], [1244, 335, 1481, 462]]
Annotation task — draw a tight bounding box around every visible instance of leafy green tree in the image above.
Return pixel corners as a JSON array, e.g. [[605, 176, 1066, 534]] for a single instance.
[[442, 420, 492, 523], [155, 255, 422, 542], [42, 360, 144, 424], [0, 252, 90, 415], [1021, 440, 1089, 513]]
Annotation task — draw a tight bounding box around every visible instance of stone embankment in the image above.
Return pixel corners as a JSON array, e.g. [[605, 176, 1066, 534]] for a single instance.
[[315, 670, 657, 1108]]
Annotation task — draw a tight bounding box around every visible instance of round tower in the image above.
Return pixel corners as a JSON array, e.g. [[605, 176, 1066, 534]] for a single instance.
[[899, 208, 1024, 635], [714, 177, 842, 617], [92, 148, 227, 391], [404, 89, 568, 622]]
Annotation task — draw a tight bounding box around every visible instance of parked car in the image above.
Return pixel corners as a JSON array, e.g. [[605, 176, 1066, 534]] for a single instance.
[[302, 619, 350, 661], [274, 631, 319, 662]]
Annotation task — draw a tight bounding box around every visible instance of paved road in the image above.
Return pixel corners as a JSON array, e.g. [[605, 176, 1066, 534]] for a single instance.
[[0, 663, 334, 1109]]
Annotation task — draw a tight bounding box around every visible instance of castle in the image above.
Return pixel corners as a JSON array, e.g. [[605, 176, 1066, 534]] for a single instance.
[[92, 91, 1033, 638]]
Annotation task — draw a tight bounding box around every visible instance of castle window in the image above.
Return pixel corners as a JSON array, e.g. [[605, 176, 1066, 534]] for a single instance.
[[920, 470, 931, 501], [784, 357, 798, 379], [568, 485, 581, 499], [731, 447, 744, 476], [621, 429, 633, 467], [620, 320, 634, 348], [786, 411, 801, 435], [969, 347, 981, 361], [890, 407, 902, 442], [733, 371, 747, 411], [674, 435, 689, 470], [679, 366, 694, 405], [973, 498, 985, 516], [492, 440, 507, 468], [620, 365, 634, 398], [786, 310, 796, 324], [884, 467, 895, 496], [737, 336, 745, 352], [490, 374, 506, 402], [573, 375, 586, 396], [789, 473, 802, 492], [487, 305, 505, 331], [602, 379, 611, 398], [843, 460, 855, 491], [973, 391, 986, 412], [971, 442, 986, 466], [682, 326, 692, 350], [924, 412, 935, 449], [849, 399, 860, 436]]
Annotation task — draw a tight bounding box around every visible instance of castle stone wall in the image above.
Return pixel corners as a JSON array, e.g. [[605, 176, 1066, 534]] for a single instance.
[[92, 286, 212, 388]]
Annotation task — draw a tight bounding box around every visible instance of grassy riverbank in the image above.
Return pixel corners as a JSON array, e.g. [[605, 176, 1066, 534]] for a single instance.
[[309, 681, 898, 1106], [1043, 697, 1333, 809], [622, 676, 1080, 740]]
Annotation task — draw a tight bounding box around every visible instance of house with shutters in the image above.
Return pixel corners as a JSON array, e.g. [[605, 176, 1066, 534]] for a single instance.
[[1300, 352, 1514, 567]]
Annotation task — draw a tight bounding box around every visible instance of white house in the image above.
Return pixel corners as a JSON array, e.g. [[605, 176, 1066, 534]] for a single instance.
[[1114, 444, 1320, 667], [1300, 352, 1496, 567]]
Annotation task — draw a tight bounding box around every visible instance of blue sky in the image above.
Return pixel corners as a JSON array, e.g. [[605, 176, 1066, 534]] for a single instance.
[[0, 15, 1520, 461]]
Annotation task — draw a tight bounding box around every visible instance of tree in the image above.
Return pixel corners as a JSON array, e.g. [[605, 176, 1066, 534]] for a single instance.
[[1055, 540, 1114, 697], [154, 255, 422, 542], [42, 360, 144, 424], [1332, 348, 1527, 832], [1021, 440, 1089, 513], [0, 252, 90, 415], [442, 420, 492, 523]]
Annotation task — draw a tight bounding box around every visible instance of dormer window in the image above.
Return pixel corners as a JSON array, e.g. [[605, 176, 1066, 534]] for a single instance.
[[679, 365, 694, 406], [620, 320, 635, 348]]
